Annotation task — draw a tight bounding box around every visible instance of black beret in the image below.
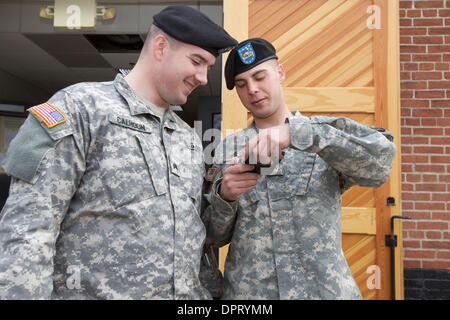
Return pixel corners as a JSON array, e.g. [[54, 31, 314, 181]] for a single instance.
[[153, 5, 237, 57], [225, 38, 278, 90]]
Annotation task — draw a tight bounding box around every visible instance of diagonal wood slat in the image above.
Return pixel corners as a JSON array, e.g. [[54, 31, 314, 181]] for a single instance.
[[250, 0, 374, 88]]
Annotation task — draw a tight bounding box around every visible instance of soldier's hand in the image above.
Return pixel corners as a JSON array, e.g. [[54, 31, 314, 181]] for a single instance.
[[243, 123, 290, 165], [219, 157, 259, 201]]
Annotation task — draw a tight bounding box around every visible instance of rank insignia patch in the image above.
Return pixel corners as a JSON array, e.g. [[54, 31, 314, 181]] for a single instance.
[[238, 43, 256, 65], [29, 103, 67, 128], [206, 167, 217, 182]]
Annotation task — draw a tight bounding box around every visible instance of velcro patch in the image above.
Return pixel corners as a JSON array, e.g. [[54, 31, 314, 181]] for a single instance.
[[206, 167, 217, 182], [29, 102, 67, 128]]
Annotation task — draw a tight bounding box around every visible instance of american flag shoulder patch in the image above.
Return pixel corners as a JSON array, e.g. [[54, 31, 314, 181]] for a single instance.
[[29, 102, 67, 128]]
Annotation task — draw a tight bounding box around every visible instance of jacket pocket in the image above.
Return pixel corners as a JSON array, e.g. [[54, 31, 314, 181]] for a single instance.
[[267, 150, 316, 200]]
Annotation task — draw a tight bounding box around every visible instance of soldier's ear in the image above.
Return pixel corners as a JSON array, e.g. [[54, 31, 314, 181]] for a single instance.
[[277, 63, 286, 84], [152, 34, 169, 61]]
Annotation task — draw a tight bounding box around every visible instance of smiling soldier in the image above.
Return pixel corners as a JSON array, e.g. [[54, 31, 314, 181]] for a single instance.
[[0, 6, 236, 299]]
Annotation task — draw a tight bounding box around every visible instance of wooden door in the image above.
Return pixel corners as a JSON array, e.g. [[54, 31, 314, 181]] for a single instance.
[[220, 0, 402, 300]]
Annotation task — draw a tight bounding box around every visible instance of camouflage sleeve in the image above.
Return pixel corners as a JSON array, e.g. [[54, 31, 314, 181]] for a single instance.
[[0, 91, 85, 299], [201, 141, 238, 248], [288, 115, 396, 189]]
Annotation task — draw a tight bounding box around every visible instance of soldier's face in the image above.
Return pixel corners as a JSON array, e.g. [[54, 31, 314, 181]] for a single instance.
[[160, 41, 216, 105], [234, 60, 285, 120]]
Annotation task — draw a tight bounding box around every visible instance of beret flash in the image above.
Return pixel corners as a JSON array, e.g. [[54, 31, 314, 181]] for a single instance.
[[225, 38, 278, 90]]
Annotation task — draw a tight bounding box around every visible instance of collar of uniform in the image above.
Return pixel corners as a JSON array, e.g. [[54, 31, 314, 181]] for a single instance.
[[162, 109, 179, 130], [113, 73, 165, 118], [248, 110, 302, 131]]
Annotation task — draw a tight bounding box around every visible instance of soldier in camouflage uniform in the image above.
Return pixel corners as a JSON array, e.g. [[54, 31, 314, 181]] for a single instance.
[[203, 38, 396, 299], [0, 6, 236, 299]]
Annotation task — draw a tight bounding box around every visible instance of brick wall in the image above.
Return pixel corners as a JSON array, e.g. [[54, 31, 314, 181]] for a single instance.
[[400, 0, 450, 271]]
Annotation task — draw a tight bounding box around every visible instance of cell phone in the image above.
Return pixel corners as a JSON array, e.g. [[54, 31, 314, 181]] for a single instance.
[[244, 158, 271, 174]]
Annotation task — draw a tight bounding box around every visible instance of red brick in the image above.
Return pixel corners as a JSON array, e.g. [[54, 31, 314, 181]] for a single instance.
[[414, 36, 443, 44], [414, 127, 443, 135], [401, 81, 427, 89], [429, 27, 450, 34], [437, 118, 450, 126], [437, 251, 450, 259], [436, 62, 450, 70], [412, 109, 443, 117], [404, 260, 421, 268], [401, 90, 414, 99], [433, 211, 450, 220], [402, 155, 429, 163], [402, 136, 429, 144], [415, 183, 447, 191], [426, 231, 443, 239], [432, 193, 450, 201], [402, 183, 414, 191], [400, 1, 413, 9], [415, 1, 444, 8], [418, 62, 434, 70], [417, 221, 449, 230], [400, 36, 412, 44], [402, 192, 431, 200], [431, 155, 450, 163], [403, 211, 431, 220], [415, 164, 446, 172], [422, 240, 450, 248], [401, 18, 412, 27], [414, 18, 443, 26], [407, 9, 421, 17], [402, 127, 412, 135], [412, 54, 442, 62], [408, 231, 425, 239], [403, 201, 414, 210], [423, 9, 439, 17], [423, 260, 450, 268], [401, 53, 412, 62], [402, 163, 413, 171], [402, 99, 430, 107], [430, 137, 450, 144], [404, 117, 421, 125], [429, 80, 450, 88], [401, 107, 412, 117], [405, 173, 422, 182], [403, 240, 421, 248], [401, 45, 427, 53], [401, 71, 411, 80], [421, 118, 437, 126], [400, 27, 427, 35], [415, 202, 446, 210], [428, 45, 450, 52], [431, 99, 450, 106], [423, 174, 438, 181], [402, 145, 412, 154], [412, 71, 442, 79], [440, 9, 450, 16], [415, 146, 444, 153], [438, 174, 450, 181], [404, 249, 436, 259]]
